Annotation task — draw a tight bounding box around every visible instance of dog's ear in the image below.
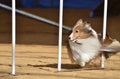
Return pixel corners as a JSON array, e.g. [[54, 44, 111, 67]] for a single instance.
[[85, 23, 90, 28], [76, 19, 83, 25], [84, 23, 92, 33]]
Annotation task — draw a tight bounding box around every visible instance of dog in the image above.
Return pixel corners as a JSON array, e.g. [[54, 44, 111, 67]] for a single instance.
[[67, 19, 120, 67]]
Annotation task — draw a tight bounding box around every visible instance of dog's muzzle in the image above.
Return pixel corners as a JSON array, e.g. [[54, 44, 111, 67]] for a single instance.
[[74, 41, 82, 45], [68, 37, 82, 45]]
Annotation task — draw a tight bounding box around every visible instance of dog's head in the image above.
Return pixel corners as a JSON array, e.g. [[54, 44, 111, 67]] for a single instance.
[[69, 19, 98, 42]]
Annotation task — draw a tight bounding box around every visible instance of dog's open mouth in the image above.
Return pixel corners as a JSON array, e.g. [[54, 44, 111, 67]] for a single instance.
[[75, 41, 82, 45], [69, 39, 82, 45]]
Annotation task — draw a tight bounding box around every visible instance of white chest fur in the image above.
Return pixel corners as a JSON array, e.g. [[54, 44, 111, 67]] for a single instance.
[[69, 36, 101, 66]]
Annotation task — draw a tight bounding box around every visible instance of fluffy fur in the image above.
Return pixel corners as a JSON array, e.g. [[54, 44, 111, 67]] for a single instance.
[[67, 19, 120, 67], [68, 19, 102, 67], [69, 36, 101, 66]]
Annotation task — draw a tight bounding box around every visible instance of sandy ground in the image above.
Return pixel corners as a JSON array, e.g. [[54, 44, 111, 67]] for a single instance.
[[0, 8, 120, 79], [0, 44, 120, 79]]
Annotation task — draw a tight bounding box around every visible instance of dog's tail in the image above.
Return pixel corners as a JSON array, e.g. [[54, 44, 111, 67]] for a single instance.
[[100, 39, 120, 58]]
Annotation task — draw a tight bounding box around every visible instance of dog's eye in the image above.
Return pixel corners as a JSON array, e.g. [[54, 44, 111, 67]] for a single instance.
[[75, 30, 79, 33], [84, 29, 92, 33]]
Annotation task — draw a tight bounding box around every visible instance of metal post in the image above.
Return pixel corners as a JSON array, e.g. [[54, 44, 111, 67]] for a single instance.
[[58, 0, 63, 71], [12, 0, 16, 75], [101, 0, 108, 68], [0, 3, 71, 31]]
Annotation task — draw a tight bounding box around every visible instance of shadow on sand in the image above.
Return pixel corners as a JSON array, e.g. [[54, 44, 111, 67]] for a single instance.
[[27, 63, 120, 72], [27, 63, 81, 69]]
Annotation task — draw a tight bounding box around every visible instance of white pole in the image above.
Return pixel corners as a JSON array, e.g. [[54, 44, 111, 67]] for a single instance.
[[58, 0, 63, 71], [0, 3, 71, 31], [101, 0, 108, 68], [12, 0, 16, 75]]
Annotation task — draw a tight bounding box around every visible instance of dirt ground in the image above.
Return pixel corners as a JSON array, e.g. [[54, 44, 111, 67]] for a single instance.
[[0, 44, 120, 79], [0, 8, 120, 79]]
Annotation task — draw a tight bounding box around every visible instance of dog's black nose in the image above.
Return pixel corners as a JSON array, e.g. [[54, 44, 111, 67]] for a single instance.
[[68, 37, 71, 40]]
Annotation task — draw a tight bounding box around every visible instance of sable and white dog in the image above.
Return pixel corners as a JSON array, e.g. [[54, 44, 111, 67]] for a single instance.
[[67, 19, 120, 67]]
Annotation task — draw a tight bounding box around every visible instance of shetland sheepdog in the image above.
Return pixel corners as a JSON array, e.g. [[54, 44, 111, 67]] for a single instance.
[[67, 19, 120, 67]]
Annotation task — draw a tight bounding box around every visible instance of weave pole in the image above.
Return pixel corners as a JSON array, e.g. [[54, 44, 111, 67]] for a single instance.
[[0, 3, 71, 31], [101, 0, 108, 68], [58, 0, 63, 71], [12, 0, 16, 75]]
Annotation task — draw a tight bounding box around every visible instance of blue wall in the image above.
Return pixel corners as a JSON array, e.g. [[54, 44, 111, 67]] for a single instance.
[[21, 0, 102, 9]]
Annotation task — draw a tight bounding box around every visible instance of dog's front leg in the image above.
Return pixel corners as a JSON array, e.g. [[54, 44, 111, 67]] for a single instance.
[[79, 61, 86, 67]]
